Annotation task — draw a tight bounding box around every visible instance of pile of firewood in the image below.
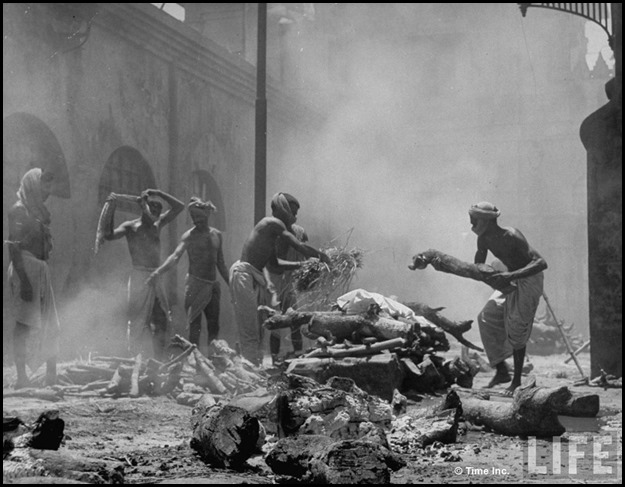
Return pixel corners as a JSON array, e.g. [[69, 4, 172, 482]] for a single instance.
[[18, 336, 267, 403], [262, 300, 479, 398]]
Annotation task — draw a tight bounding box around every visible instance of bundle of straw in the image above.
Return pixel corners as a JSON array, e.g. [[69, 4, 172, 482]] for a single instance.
[[293, 246, 364, 311]]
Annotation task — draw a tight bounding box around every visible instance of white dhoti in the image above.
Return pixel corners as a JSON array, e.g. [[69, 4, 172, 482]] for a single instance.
[[127, 266, 170, 356], [229, 260, 276, 365], [478, 272, 544, 366]]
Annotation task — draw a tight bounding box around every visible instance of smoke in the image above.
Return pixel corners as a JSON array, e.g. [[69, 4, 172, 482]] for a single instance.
[[270, 4, 591, 331]]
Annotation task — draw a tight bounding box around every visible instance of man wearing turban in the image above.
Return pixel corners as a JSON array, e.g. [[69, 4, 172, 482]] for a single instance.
[[147, 197, 229, 349], [469, 202, 547, 395], [7, 168, 59, 388], [103, 188, 184, 360], [229, 192, 330, 365]]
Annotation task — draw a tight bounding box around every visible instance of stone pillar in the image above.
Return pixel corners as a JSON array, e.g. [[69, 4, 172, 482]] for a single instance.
[[579, 5, 622, 377]]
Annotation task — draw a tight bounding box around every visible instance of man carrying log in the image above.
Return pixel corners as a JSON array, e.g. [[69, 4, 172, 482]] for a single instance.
[[7, 168, 60, 388], [266, 222, 308, 362], [229, 193, 330, 366], [468, 201, 547, 395], [146, 197, 230, 350], [102, 188, 184, 360]]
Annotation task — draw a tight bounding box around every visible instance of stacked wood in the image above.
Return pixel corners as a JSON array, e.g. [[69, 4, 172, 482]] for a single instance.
[[409, 248, 517, 294], [456, 377, 570, 437], [262, 306, 449, 352], [286, 354, 406, 401], [4, 336, 269, 407]]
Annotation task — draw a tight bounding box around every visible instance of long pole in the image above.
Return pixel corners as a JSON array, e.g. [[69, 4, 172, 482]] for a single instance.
[[542, 292, 586, 379], [254, 3, 267, 224]]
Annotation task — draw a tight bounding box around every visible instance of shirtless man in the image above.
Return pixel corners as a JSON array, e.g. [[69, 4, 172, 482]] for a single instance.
[[7, 168, 60, 388], [147, 197, 229, 349], [104, 188, 184, 360], [469, 201, 547, 394], [229, 193, 330, 365]]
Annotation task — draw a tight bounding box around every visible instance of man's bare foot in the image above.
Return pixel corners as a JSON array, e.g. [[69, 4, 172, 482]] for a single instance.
[[502, 381, 521, 397], [485, 370, 511, 388]]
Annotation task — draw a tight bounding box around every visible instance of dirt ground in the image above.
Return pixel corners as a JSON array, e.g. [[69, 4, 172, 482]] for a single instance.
[[3, 346, 622, 484]]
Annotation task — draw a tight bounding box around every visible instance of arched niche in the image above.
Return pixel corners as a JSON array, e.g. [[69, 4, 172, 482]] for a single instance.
[[3, 112, 71, 198]]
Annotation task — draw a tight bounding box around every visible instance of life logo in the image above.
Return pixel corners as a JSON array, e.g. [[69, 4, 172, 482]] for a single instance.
[[524, 432, 622, 480]]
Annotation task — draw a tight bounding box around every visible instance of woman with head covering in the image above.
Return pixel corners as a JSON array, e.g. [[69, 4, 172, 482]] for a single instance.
[[469, 202, 548, 395], [147, 197, 229, 349], [7, 168, 59, 388], [229, 192, 330, 365]]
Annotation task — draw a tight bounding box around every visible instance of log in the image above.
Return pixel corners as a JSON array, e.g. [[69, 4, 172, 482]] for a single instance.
[[262, 307, 416, 344], [129, 353, 142, 397], [286, 354, 405, 401], [275, 374, 394, 438], [190, 404, 260, 468], [302, 337, 406, 359], [265, 433, 405, 484], [3, 388, 63, 402], [458, 377, 569, 437], [160, 362, 183, 395], [409, 248, 516, 294], [4, 449, 124, 484], [192, 350, 227, 395], [403, 301, 483, 351], [557, 391, 600, 417], [307, 440, 405, 484], [158, 344, 196, 372]]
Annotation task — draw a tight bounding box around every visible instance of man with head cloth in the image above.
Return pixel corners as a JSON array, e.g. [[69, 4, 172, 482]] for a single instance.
[[469, 201, 547, 394], [7, 168, 60, 388], [103, 188, 184, 360], [229, 192, 330, 365], [147, 197, 229, 349]]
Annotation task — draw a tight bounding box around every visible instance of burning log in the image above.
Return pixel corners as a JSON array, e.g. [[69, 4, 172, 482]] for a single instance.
[[262, 306, 416, 344], [286, 354, 405, 401], [190, 404, 260, 468], [387, 390, 463, 451], [409, 248, 516, 294], [403, 301, 483, 352], [457, 377, 569, 437], [275, 375, 393, 438]]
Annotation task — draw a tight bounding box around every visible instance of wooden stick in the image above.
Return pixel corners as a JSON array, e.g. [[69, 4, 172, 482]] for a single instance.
[[302, 337, 406, 358], [158, 344, 196, 372], [564, 340, 590, 364], [542, 292, 586, 379], [130, 353, 142, 397]]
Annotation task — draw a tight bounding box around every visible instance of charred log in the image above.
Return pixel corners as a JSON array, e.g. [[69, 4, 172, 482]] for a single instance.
[[458, 377, 569, 437], [409, 248, 516, 294]]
